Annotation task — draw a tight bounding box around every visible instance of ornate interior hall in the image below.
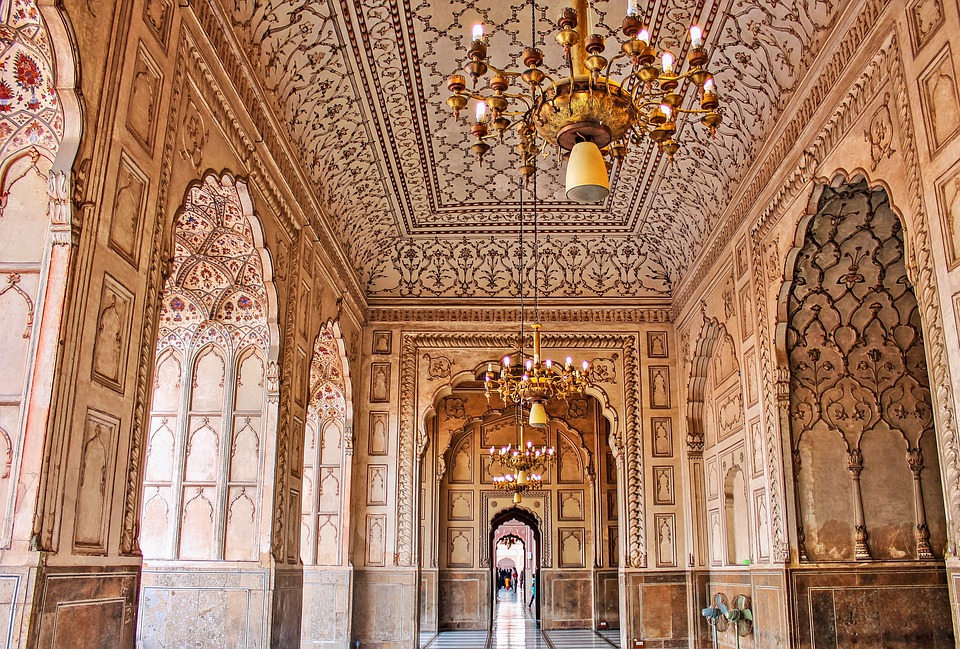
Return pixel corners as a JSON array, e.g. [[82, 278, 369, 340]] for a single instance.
[[0, 0, 959, 647]]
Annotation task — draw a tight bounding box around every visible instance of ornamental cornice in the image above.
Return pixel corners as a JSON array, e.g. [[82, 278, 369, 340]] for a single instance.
[[366, 307, 672, 324]]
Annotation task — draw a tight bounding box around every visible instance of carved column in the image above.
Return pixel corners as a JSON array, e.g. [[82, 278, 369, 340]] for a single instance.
[[9, 173, 75, 550], [261, 360, 280, 559], [907, 448, 935, 560], [846, 448, 872, 560], [686, 430, 707, 567], [588, 469, 602, 568], [340, 424, 355, 566], [776, 367, 806, 562]]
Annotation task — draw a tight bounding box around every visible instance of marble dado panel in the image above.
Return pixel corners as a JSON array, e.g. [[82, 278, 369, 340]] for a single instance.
[[790, 565, 952, 648], [594, 569, 620, 629], [621, 570, 689, 648], [352, 570, 417, 648], [0, 571, 28, 648], [138, 567, 271, 648], [539, 569, 593, 630], [438, 570, 488, 631], [691, 569, 789, 649], [419, 569, 438, 634], [301, 568, 350, 648], [33, 566, 139, 649]]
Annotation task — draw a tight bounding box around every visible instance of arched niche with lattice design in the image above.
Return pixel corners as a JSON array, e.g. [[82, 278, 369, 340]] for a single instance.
[[785, 179, 947, 562], [139, 174, 278, 563], [301, 322, 353, 567]]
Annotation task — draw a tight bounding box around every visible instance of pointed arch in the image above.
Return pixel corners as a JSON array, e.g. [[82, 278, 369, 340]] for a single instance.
[[686, 315, 724, 457], [776, 177, 947, 563], [301, 320, 353, 566]]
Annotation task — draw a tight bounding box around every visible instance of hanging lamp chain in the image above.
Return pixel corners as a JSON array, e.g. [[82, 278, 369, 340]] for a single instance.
[[518, 175, 525, 354]]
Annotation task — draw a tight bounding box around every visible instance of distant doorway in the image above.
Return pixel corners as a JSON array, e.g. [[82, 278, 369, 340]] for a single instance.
[[490, 507, 541, 627]]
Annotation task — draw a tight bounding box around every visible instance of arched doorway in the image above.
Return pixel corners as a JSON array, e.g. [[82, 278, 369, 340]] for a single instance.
[[490, 507, 541, 627], [422, 372, 622, 640]]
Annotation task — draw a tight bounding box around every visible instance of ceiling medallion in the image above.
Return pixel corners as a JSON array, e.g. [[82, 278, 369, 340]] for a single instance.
[[445, 0, 723, 203]]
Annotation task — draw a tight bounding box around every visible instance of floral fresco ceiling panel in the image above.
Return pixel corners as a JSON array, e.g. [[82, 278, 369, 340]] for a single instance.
[[221, 0, 842, 300]]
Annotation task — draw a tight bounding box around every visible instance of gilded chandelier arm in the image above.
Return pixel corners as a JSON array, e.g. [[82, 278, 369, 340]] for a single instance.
[[445, 2, 724, 186]]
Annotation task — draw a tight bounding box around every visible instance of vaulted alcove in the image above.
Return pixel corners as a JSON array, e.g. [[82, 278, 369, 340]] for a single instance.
[[137, 174, 280, 647]]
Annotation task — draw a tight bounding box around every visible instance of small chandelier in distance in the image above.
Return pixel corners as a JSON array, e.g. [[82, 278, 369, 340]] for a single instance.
[[498, 534, 524, 549], [446, 0, 723, 203], [489, 421, 556, 503]]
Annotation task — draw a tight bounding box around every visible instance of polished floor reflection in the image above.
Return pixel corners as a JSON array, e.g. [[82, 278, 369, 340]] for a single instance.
[[423, 588, 620, 649]]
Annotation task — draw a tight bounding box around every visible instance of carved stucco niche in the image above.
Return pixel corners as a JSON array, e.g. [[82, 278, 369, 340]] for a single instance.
[[786, 180, 946, 562]]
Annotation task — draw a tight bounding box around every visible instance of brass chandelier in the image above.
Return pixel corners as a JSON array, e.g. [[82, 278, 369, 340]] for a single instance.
[[445, 0, 722, 203], [483, 156, 593, 426], [498, 534, 524, 549], [490, 418, 555, 504]]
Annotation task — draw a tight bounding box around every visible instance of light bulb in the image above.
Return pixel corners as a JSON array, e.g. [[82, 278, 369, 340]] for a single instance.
[[660, 103, 673, 121], [472, 23, 484, 42], [661, 51, 675, 74], [582, 360, 590, 371], [689, 25, 703, 48], [545, 359, 553, 369], [704, 77, 715, 93], [525, 359, 533, 370], [475, 100, 487, 123], [627, 0, 640, 16], [638, 28, 650, 44], [566, 356, 573, 366], [503, 355, 511, 367]]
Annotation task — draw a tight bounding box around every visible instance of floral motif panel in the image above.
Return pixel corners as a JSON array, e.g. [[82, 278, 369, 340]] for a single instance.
[[218, 0, 841, 295], [0, 0, 62, 161]]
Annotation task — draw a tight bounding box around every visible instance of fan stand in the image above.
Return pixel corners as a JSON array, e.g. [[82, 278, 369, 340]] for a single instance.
[[701, 592, 729, 649]]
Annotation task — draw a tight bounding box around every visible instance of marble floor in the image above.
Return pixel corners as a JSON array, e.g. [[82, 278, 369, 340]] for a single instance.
[[421, 588, 620, 649]]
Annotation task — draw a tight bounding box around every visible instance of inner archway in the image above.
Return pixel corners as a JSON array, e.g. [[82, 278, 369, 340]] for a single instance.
[[419, 369, 623, 645]]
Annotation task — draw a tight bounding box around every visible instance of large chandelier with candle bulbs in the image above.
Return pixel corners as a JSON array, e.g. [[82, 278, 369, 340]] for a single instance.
[[490, 418, 555, 504], [445, 0, 722, 203]]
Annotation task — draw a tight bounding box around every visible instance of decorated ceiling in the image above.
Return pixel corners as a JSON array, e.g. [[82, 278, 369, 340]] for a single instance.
[[221, 0, 840, 301]]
